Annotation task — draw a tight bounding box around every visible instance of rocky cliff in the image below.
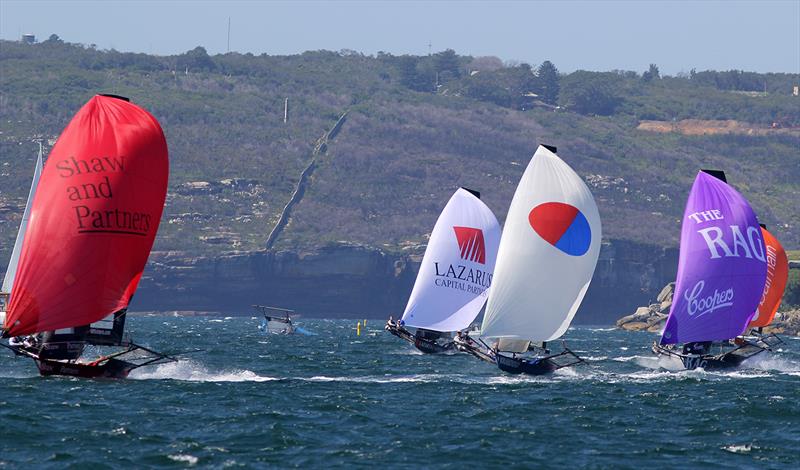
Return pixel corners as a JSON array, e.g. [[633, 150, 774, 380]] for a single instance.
[[132, 238, 679, 323]]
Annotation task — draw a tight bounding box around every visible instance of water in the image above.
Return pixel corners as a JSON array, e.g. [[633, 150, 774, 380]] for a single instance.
[[1, 317, 799, 468]]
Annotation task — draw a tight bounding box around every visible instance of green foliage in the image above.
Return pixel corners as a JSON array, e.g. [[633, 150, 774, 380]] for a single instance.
[[642, 63, 660, 83], [535, 60, 560, 104], [177, 46, 217, 72], [559, 71, 624, 115], [784, 268, 800, 308], [690, 69, 794, 93], [433, 49, 462, 80], [395, 55, 434, 92]]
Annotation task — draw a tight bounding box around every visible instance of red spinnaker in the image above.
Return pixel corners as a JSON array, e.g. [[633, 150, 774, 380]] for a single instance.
[[4, 95, 168, 336]]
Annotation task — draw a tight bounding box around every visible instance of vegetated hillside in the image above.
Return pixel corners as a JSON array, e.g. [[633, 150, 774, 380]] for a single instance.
[[1, 38, 799, 270]]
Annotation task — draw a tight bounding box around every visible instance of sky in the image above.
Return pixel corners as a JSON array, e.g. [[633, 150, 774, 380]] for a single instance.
[[0, 0, 798, 75]]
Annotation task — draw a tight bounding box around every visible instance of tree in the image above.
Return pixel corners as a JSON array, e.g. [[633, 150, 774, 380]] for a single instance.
[[559, 71, 623, 116], [468, 56, 504, 73], [433, 49, 461, 80], [536, 60, 560, 104], [462, 71, 513, 107], [177, 46, 216, 72], [642, 63, 660, 82], [396, 56, 434, 92], [397, 56, 418, 88]]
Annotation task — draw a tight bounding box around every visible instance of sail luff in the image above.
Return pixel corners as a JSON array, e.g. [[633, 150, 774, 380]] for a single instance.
[[480, 145, 601, 342], [400, 188, 501, 332], [2, 143, 43, 295]]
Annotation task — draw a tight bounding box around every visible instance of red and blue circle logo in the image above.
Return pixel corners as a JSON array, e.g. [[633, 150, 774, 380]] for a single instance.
[[528, 202, 591, 256]]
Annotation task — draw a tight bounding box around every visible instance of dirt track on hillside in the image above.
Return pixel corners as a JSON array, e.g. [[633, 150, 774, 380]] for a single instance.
[[638, 119, 800, 136]]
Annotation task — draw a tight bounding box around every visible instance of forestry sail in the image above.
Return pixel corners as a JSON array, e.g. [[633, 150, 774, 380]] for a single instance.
[[2, 144, 43, 295], [480, 145, 601, 343], [660, 171, 767, 345], [401, 188, 500, 332], [748, 226, 788, 329], [3, 95, 168, 336]]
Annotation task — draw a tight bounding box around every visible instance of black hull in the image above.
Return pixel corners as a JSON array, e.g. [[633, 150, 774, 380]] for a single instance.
[[385, 321, 453, 354], [495, 347, 585, 376], [496, 353, 558, 375], [651, 337, 778, 371], [677, 354, 743, 371], [35, 357, 137, 379], [413, 337, 454, 354], [3, 341, 182, 380]]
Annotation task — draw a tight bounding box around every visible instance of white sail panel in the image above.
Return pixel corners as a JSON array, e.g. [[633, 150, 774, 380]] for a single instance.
[[481, 145, 601, 342], [2, 145, 43, 295], [401, 188, 501, 332]]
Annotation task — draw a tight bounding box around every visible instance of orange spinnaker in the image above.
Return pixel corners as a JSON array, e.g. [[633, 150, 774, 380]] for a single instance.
[[749, 227, 789, 328]]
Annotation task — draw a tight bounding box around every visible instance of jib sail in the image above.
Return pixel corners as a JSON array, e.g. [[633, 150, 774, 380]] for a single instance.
[[2, 143, 43, 295]]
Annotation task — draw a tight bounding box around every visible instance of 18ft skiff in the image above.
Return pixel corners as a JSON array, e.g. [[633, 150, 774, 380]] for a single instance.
[[1, 95, 180, 378]]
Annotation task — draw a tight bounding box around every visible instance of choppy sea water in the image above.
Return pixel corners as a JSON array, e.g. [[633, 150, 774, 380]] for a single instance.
[[1, 317, 798, 468]]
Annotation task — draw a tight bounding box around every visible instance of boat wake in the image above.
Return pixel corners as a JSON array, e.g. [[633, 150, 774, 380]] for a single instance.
[[740, 354, 800, 373], [613, 354, 684, 371], [129, 360, 278, 382], [301, 374, 446, 384]]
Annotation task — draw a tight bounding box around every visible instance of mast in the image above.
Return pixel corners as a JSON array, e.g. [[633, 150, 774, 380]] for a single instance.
[[480, 145, 601, 346]]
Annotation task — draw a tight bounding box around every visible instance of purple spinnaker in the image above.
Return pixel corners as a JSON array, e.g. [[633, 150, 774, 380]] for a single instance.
[[660, 172, 767, 345]]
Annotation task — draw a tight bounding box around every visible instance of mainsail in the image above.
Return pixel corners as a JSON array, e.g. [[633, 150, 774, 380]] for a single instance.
[[3, 95, 169, 337], [1, 143, 44, 295], [660, 171, 767, 345], [401, 188, 500, 332], [480, 145, 602, 344], [748, 226, 788, 329]]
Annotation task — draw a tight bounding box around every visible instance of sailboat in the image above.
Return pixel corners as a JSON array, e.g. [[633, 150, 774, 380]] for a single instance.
[[386, 187, 500, 353], [746, 224, 789, 340], [456, 145, 602, 375], [652, 170, 778, 370], [1, 94, 179, 379], [255, 305, 297, 334]]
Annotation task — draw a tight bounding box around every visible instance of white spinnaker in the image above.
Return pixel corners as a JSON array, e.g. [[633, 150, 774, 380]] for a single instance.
[[481, 145, 601, 343], [401, 188, 501, 332], [2, 144, 43, 295]]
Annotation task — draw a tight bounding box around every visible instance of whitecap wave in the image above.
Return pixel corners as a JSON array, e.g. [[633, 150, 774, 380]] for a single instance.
[[722, 444, 754, 454], [168, 454, 199, 465], [583, 355, 608, 361]]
